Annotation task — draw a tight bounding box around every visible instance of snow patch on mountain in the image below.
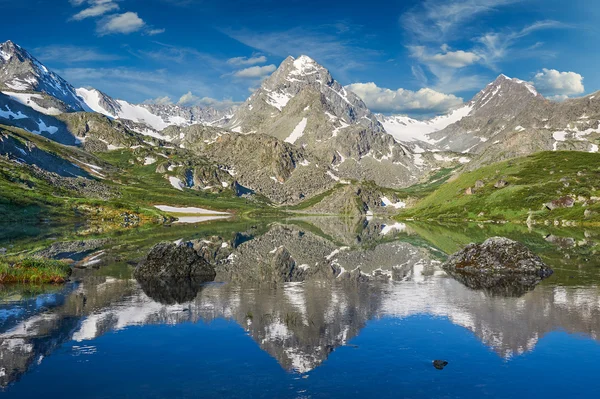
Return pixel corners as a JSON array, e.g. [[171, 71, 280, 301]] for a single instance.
[[33, 119, 58, 135], [2, 91, 62, 115], [378, 104, 473, 143], [168, 176, 184, 191], [0, 41, 85, 111], [266, 90, 292, 111], [381, 196, 406, 209], [0, 105, 28, 120], [285, 118, 308, 144]]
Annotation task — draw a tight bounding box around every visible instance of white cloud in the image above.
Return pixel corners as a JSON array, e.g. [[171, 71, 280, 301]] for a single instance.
[[60, 67, 167, 85], [70, 1, 164, 37], [410, 45, 480, 68], [34, 45, 120, 62], [475, 20, 567, 68], [97, 12, 146, 35], [233, 64, 276, 79], [71, 1, 119, 21], [59, 67, 171, 99], [401, 0, 521, 42], [177, 91, 240, 109], [227, 55, 267, 66], [346, 82, 464, 114], [146, 28, 166, 36], [533, 68, 584, 98], [143, 96, 173, 105], [223, 26, 380, 77]]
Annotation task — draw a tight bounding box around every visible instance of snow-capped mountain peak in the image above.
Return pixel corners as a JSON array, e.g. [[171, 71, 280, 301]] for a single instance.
[[0, 40, 84, 112], [472, 74, 543, 111], [228, 54, 384, 134], [290, 55, 321, 76], [76, 86, 235, 134]]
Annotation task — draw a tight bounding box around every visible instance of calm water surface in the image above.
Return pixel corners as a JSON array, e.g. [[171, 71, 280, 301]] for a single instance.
[[1, 219, 600, 398]]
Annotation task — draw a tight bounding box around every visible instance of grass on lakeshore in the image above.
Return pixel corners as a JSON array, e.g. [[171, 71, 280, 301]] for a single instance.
[[0, 257, 72, 284]]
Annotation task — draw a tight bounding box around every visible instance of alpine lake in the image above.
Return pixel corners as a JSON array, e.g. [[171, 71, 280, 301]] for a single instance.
[[1, 216, 600, 398]]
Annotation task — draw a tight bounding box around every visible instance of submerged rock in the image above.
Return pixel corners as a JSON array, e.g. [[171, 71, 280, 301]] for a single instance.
[[433, 360, 448, 370], [442, 237, 553, 296], [134, 242, 216, 279]]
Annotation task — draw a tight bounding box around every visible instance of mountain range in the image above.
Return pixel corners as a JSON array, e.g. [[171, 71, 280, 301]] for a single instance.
[[1, 39, 599, 217]]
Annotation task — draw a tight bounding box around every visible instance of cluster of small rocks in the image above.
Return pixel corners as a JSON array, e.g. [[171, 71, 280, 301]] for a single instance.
[[30, 166, 119, 200]]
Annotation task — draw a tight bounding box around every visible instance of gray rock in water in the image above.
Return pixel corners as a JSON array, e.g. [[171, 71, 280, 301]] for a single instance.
[[443, 237, 552, 276], [442, 237, 553, 296], [134, 242, 216, 279]]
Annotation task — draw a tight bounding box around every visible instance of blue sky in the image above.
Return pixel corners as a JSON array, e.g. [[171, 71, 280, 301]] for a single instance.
[[0, 0, 597, 116]]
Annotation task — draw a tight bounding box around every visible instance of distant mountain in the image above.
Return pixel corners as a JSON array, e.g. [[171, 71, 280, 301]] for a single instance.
[[77, 87, 235, 134], [223, 55, 430, 188], [228, 55, 383, 136], [377, 74, 600, 169], [4, 39, 598, 206], [427, 74, 547, 153], [0, 40, 84, 112]]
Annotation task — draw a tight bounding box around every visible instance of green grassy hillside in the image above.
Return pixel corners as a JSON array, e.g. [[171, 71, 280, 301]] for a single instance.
[[0, 125, 265, 223], [399, 151, 600, 225]]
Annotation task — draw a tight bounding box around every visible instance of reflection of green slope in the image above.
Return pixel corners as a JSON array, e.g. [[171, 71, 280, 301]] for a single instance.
[[4, 217, 274, 259], [405, 222, 531, 254], [405, 222, 600, 286], [286, 184, 343, 210], [284, 219, 340, 244]]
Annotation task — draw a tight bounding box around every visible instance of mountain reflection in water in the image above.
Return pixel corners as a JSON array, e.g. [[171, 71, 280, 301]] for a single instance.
[[1, 219, 600, 397]]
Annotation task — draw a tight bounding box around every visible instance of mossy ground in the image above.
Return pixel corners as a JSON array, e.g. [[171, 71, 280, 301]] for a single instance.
[[0, 126, 269, 224], [399, 151, 600, 224]]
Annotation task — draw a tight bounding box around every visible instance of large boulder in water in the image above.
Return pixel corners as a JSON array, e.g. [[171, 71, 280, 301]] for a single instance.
[[442, 237, 553, 296], [134, 242, 217, 279]]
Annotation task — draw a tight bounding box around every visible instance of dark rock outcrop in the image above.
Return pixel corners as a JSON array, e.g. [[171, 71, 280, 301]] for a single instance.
[[442, 237, 553, 296], [134, 242, 216, 280]]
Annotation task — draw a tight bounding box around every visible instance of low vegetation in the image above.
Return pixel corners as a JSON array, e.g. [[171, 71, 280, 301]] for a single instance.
[[0, 257, 72, 284], [399, 151, 600, 225], [0, 125, 267, 224]]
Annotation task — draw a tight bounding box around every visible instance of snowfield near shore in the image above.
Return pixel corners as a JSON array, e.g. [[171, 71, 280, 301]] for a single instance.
[[154, 205, 230, 215]]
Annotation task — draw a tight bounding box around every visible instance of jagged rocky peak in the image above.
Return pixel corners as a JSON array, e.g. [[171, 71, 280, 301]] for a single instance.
[[471, 74, 544, 111], [141, 102, 236, 127], [229, 54, 383, 134], [0, 40, 84, 111]]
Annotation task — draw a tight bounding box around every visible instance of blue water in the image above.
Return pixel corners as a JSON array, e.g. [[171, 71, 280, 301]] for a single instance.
[[3, 314, 600, 398], [3, 221, 600, 398]]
